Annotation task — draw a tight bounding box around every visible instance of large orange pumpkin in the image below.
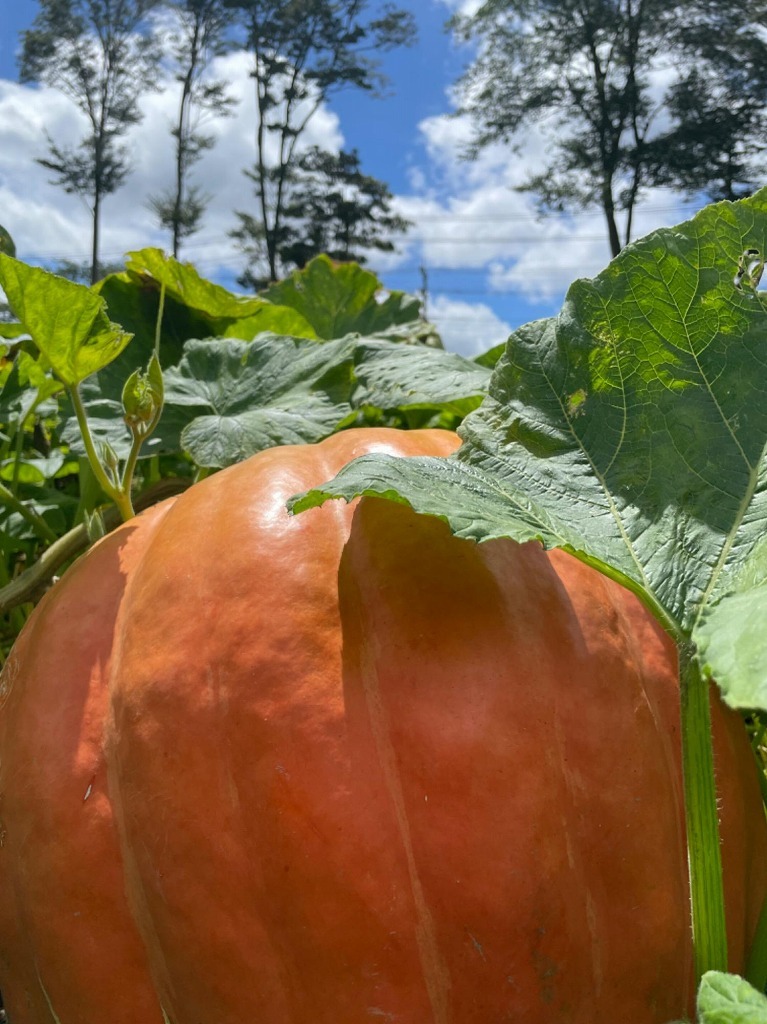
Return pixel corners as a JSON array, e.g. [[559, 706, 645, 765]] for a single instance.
[[0, 427, 765, 1024]]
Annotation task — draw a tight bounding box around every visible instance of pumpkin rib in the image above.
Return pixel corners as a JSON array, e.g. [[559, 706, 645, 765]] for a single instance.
[[0, 427, 765, 1024], [0, 499, 176, 1024], [351, 583, 452, 1024]]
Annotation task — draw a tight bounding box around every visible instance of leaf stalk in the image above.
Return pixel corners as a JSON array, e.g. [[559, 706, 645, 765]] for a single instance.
[[68, 384, 135, 521], [680, 645, 728, 982]]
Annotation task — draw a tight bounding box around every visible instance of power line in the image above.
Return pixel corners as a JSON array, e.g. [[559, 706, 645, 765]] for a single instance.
[[20, 199, 697, 262]]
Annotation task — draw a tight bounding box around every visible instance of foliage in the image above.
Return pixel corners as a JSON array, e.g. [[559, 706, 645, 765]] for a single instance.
[[293, 190, 767, 709], [0, 225, 16, 322], [19, 0, 161, 283], [449, 0, 767, 256], [233, 146, 411, 282], [223, 0, 416, 281], [0, 225, 16, 259], [695, 972, 767, 1023], [259, 254, 424, 341]]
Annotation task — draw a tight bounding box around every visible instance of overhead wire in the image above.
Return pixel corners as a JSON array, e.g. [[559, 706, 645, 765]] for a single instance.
[[19, 198, 695, 264]]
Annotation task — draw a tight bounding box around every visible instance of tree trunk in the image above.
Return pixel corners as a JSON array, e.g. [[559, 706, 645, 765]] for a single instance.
[[602, 182, 621, 258], [173, 20, 200, 259], [91, 188, 101, 285]]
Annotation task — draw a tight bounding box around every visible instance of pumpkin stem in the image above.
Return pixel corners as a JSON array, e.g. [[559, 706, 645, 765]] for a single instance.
[[680, 645, 728, 983]]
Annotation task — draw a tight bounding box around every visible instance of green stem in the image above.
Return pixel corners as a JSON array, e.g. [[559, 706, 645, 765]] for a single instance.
[[0, 477, 190, 617], [120, 429, 144, 504], [68, 385, 135, 521], [154, 282, 166, 359], [0, 480, 57, 543], [680, 646, 728, 982], [11, 419, 24, 495]]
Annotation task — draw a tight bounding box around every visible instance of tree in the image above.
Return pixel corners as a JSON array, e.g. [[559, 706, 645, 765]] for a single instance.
[[19, 0, 161, 283], [148, 0, 237, 256], [449, 0, 767, 258], [232, 146, 411, 285], [224, 0, 415, 282], [652, 21, 767, 203], [50, 257, 126, 282]]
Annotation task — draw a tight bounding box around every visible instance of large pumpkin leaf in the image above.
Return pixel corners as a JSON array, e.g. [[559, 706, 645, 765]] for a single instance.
[[259, 255, 422, 340], [115, 249, 318, 338], [169, 334, 492, 468], [695, 971, 767, 1023], [290, 189, 767, 711], [351, 339, 489, 417], [67, 332, 490, 468], [94, 251, 319, 401], [121, 248, 265, 321], [160, 335, 356, 468], [0, 255, 131, 386]]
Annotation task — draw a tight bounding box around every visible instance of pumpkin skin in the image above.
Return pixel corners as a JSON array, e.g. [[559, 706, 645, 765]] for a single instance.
[[0, 427, 765, 1024]]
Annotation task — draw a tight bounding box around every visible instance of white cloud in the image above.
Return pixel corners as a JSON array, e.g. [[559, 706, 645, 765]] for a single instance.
[[428, 293, 511, 357], [0, 24, 700, 324], [388, 80, 693, 305], [380, 22, 699, 314], [436, 0, 484, 15], [0, 51, 344, 277]]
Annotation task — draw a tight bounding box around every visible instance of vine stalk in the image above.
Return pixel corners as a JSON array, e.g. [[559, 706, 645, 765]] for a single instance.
[[680, 644, 728, 982]]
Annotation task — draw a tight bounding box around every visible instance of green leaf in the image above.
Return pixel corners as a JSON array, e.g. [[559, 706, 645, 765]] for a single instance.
[[122, 248, 264, 321], [351, 339, 489, 417], [259, 255, 422, 340], [0, 224, 16, 258], [161, 335, 357, 468], [155, 332, 487, 470], [0, 323, 27, 341], [0, 350, 64, 423], [0, 255, 131, 386], [0, 453, 74, 485], [696, 971, 767, 1023], [290, 189, 767, 709], [364, 319, 444, 348], [220, 305, 318, 340], [116, 249, 317, 339], [473, 341, 507, 368]]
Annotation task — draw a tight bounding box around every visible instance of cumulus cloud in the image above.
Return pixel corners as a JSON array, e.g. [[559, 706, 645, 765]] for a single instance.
[[0, 51, 344, 277], [0, 18, 697, 339], [390, 69, 693, 305], [436, 0, 484, 15], [428, 294, 511, 357]]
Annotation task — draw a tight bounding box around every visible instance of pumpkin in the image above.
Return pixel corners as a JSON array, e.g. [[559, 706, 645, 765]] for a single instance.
[[0, 427, 765, 1024]]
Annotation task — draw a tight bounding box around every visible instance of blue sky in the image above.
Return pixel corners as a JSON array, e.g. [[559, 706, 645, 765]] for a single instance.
[[0, 0, 695, 355]]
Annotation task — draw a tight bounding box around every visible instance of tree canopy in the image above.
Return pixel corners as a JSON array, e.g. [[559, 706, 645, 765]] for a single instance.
[[223, 0, 416, 281], [148, 0, 236, 256], [20, 0, 161, 282], [450, 0, 767, 256], [233, 147, 411, 285]]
